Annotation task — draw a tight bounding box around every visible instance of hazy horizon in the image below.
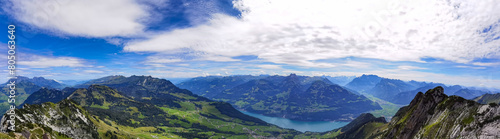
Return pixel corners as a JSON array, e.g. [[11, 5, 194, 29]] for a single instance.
[[6, 73, 500, 91]]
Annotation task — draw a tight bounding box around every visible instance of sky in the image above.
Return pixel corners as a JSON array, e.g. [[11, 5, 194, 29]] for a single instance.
[[0, 0, 500, 89]]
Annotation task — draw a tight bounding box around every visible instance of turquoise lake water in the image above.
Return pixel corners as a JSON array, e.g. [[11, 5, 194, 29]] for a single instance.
[[239, 110, 349, 132]]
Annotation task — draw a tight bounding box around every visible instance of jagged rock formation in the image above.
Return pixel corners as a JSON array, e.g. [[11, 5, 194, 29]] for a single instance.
[[383, 86, 500, 139], [308, 86, 500, 139], [0, 100, 99, 139]]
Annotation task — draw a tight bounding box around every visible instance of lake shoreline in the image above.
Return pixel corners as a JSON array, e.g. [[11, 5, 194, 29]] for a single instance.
[[238, 110, 349, 132]]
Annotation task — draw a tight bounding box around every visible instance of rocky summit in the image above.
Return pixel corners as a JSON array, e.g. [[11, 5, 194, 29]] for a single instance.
[[358, 86, 500, 139]]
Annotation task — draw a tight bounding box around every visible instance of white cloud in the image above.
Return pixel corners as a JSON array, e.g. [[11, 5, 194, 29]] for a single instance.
[[84, 70, 104, 73], [8, 0, 149, 37], [398, 65, 427, 70], [19, 55, 88, 68], [124, 0, 500, 67], [257, 64, 282, 69]]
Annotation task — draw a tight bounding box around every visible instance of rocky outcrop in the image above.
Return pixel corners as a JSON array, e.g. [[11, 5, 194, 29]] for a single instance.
[[0, 100, 99, 139], [383, 86, 500, 139]]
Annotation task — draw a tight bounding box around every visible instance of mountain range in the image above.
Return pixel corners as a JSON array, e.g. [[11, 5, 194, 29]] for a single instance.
[[299, 86, 500, 138], [473, 93, 500, 105], [1, 75, 499, 138], [0, 76, 67, 113], [178, 74, 382, 121], [2, 76, 300, 138], [344, 74, 492, 105]]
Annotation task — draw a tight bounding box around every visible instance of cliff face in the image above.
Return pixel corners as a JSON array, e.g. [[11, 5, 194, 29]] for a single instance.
[[383, 86, 500, 139]]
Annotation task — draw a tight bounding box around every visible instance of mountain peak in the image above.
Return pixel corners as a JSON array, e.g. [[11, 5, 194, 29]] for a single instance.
[[360, 74, 379, 78], [4, 76, 65, 89], [282, 73, 301, 86], [408, 86, 447, 107], [32, 76, 46, 80], [345, 74, 383, 92], [424, 86, 446, 100], [285, 73, 299, 80]]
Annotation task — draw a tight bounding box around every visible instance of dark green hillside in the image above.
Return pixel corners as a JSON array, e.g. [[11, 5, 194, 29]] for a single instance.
[[22, 87, 76, 106]]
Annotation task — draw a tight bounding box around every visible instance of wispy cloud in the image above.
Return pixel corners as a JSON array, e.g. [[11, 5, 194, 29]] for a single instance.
[[472, 62, 500, 66], [147, 58, 183, 64], [84, 70, 104, 73], [455, 65, 487, 70], [397, 65, 427, 70], [257, 64, 282, 69], [19, 55, 89, 68]]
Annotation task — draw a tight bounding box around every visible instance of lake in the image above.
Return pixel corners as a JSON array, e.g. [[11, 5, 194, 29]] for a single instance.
[[239, 110, 349, 132]]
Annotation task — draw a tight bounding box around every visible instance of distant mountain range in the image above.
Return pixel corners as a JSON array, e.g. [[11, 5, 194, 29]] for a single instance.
[[323, 76, 356, 86], [344, 74, 493, 105], [345, 74, 383, 92], [0, 76, 67, 113], [1, 75, 500, 138], [58, 79, 88, 86], [473, 93, 500, 105], [6, 76, 67, 89], [178, 74, 381, 121]]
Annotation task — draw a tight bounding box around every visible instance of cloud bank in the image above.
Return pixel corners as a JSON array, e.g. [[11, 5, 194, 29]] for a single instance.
[[125, 0, 500, 67], [8, 0, 149, 37]]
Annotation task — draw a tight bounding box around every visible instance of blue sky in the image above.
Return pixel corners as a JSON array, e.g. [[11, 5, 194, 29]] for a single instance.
[[1, 0, 500, 89]]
